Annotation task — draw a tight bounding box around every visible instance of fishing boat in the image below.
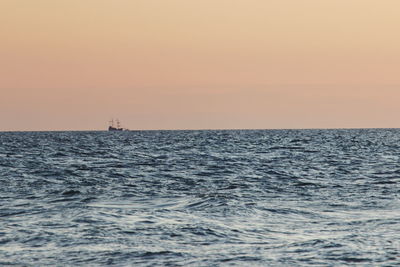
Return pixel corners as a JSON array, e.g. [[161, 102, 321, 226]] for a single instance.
[[108, 119, 127, 131]]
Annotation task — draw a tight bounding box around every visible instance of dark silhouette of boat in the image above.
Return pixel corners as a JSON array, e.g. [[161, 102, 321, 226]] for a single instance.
[[108, 119, 127, 131]]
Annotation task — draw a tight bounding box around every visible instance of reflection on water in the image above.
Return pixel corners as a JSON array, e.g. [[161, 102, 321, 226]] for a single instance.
[[0, 129, 399, 265]]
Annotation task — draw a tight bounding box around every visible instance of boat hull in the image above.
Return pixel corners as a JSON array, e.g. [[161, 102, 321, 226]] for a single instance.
[[108, 126, 123, 131]]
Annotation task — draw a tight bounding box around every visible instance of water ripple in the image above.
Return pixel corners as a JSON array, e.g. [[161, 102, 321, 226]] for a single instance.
[[1, 129, 400, 265]]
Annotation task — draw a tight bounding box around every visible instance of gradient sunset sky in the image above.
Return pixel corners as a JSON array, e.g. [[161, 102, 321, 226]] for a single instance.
[[1, 0, 400, 131]]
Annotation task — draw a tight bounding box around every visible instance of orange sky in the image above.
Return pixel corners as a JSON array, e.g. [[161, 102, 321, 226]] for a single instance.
[[1, 0, 400, 131]]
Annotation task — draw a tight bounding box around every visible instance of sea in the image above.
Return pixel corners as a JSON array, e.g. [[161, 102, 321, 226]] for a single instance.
[[0, 129, 399, 266]]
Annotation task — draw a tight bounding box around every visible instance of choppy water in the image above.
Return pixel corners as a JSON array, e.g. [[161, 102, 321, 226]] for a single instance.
[[0, 129, 399, 266]]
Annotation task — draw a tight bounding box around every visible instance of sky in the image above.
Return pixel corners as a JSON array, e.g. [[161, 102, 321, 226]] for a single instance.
[[1, 0, 400, 131]]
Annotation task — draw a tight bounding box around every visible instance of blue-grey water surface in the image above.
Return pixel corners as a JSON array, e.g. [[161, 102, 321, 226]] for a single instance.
[[0, 129, 399, 266]]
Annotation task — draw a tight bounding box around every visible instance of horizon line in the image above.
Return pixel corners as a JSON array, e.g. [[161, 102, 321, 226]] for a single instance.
[[1, 127, 400, 133]]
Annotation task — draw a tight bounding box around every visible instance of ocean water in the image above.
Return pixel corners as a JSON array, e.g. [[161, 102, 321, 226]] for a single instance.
[[0, 129, 399, 266]]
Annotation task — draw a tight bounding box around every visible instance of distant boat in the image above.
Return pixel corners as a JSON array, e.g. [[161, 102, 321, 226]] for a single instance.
[[108, 119, 127, 131]]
